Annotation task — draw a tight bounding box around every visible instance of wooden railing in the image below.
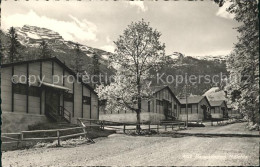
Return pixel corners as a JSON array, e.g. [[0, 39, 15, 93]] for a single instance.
[[45, 104, 71, 123], [118, 121, 186, 133], [1, 133, 21, 146], [2, 119, 186, 150], [1, 126, 88, 148], [77, 118, 186, 133], [59, 106, 71, 123], [45, 104, 60, 121], [77, 118, 104, 129], [164, 114, 177, 121]]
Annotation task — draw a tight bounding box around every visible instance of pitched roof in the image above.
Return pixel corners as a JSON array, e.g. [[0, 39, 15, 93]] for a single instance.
[[1, 57, 96, 93], [151, 85, 180, 104], [150, 85, 168, 93], [178, 95, 205, 104], [209, 100, 227, 108], [203, 87, 227, 101]]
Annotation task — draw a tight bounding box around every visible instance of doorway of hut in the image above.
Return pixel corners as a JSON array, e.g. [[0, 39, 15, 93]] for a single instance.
[[163, 99, 172, 120], [201, 105, 208, 120], [45, 87, 61, 117]]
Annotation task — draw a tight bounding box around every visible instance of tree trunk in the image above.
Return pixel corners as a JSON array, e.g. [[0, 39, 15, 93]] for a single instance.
[[136, 90, 142, 133], [136, 78, 142, 134], [136, 110, 141, 133]]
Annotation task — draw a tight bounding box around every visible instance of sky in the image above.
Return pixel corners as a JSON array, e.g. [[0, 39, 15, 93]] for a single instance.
[[1, 1, 240, 57]]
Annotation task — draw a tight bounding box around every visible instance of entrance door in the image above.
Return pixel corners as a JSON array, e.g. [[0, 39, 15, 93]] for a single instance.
[[45, 88, 60, 115], [163, 100, 171, 119], [201, 105, 207, 120], [221, 107, 227, 118]]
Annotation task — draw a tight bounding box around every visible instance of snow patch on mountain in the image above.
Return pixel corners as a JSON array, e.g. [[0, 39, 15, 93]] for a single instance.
[[13, 25, 114, 64]]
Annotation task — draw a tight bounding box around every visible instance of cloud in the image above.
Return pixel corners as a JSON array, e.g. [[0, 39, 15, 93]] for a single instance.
[[2, 10, 98, 43], [127, 1, 148, 12], [216, 2, 235, 19], [187, 49, 232, 57], [205, 49, 231, 56], [100, 45, 115, 53], [106, 36, 111, 43]]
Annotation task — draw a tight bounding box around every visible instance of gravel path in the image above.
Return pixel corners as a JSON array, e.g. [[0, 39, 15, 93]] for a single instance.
[[2, 123, 259, 166], [179, 122, 260, 135]]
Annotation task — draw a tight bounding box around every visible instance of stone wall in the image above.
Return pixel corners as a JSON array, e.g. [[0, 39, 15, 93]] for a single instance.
[[211, 113, 223, 118], [1, 112, 50, 133], [99, 112, 165, 123], [178, 113, 203, 121]]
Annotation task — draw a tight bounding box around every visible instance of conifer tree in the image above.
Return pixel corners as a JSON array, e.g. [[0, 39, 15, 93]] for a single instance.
[[71, 43, 84, 73], [92, 52, 101, 86], [215, 0, 259, 124], [39, 40, 52, 59], [8, 27, 22, 63]]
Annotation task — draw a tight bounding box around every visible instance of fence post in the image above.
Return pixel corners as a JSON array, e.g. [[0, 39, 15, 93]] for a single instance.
[[57, 130, 61, 146], [172, 124, 174, 130], [157, 124, 159, 133], [148, 123, 151, 132], [84, 127, 87, 138], [123, 124, 126, 134], [165, 124, 167, 131], [21, 132, 24, 140], [17, 133, 22, 149], [211, 120, 213, 126], [100, 121, 103, 130]]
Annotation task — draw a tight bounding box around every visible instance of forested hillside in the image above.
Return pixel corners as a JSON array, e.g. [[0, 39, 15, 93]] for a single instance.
[[150, 55, 228, 96]]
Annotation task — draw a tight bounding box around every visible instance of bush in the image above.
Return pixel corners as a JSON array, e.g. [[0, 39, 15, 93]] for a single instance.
[[33, 136, 94, 148], [246, 123, 260, 131], [187, 123, 205, 127], [126, 129, 157, 136]]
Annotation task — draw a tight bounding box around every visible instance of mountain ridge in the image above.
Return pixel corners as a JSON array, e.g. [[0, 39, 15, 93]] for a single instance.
[[1, 25, 228, 95]]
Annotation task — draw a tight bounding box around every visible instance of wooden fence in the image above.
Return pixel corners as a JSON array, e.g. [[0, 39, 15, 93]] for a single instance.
[[77, 118, 186, 133], [120, 121, 186, 133], [1, 126, 88, 148], [2, 119, 186, 150], [1, 133, 21, 147]]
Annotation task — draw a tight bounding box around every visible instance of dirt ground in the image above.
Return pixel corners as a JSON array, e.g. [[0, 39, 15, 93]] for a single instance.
[[178, 122, 260, 135], [2, 122, 259, 166]]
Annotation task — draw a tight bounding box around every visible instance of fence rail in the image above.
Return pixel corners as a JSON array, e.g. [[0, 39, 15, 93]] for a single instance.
[[1, 118, 188, 149], [77, 118, 186, 134], [1, 126, 89, 148]]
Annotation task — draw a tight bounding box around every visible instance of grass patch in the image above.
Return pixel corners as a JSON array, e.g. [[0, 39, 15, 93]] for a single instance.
[[86, 127, 116, 139]]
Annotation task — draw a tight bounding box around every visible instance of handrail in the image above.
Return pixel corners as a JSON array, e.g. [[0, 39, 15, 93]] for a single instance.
[[46, 104, 59, 117], [45, 104, 59, 121], [45, 104, 71, 123], [59, 106, 71, 123], [46, 104, 58, 114]]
